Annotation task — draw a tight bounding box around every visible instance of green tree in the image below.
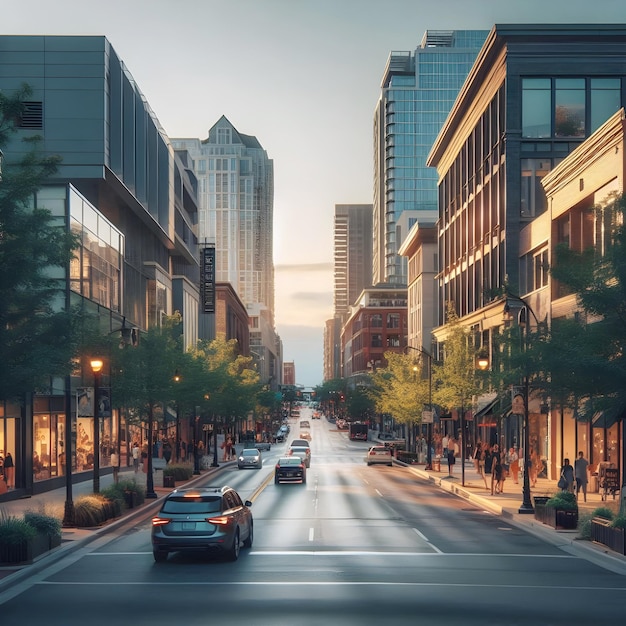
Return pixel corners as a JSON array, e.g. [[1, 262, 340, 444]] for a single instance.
[[549, 194, 626, 423], [0, 85, 79, 402]]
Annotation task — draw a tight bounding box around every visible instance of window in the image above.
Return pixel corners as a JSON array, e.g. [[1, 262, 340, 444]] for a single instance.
[[370, 314, 383, 328], [522, 79, 551, 138], [590, 78, 621, 132], [387, 313, 400, 329], [521, 159, 551, 217], [520, 248, 549, 294], [371, 334, 383, 348], [18, 101, 43, 129], [554, 79, 585, 138]]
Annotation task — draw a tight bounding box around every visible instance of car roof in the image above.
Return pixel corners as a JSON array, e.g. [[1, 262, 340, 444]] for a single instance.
[[291, 439, 310, 446], [369, 446, 390, 452], [241, 448, 260, 453], [277, 457, 303, 464]]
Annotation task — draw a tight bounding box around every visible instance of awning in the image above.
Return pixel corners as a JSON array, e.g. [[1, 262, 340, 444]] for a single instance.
[[592, 410, 620, 429], [473, 397, 498, 421]]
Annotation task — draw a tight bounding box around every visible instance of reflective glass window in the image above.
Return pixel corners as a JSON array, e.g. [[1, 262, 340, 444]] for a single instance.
[[555, 79, 585, 137]]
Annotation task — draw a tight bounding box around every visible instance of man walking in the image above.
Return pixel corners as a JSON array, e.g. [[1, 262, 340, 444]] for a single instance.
[[574, 451, 589, 502]]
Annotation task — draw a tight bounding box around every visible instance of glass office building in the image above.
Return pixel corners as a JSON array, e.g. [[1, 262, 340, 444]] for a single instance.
[[373, 30, 488, 285]]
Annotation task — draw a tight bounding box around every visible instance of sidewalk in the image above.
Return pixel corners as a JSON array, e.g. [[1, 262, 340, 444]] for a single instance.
[[0, 457, 233, 590], [2, 453, 626, 592], [402, 457, 626, 574]]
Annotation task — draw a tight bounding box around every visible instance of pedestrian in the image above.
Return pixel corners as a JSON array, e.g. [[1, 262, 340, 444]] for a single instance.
[[162, 439, 172, 464], [574, 451, 589, 502], [446, 447, 456, 476], [491, 444, 502, 494], [3, 451, 14, 489], [110, 448, 120, 484], [529, 449, 540, 487], [442, 434, 449, 458], [509, 447, 520, 484], [484, 444, 493, 475], [132, 442, 140, 472], [559, 458, 575, 492]]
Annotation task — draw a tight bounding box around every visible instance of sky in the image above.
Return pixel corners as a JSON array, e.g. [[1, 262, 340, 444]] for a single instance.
[[2, 0, 625, 387]]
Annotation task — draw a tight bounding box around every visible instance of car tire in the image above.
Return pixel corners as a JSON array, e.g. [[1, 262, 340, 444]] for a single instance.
[[243, 523, 253, 548], [153, 550, 168, 563], [275, 475, 279, 484], [227, 529, 240, 561], [367, 462, 372, 466]]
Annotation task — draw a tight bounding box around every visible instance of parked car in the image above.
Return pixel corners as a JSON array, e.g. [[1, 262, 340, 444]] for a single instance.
[[274, 457, 307, 484], [237, 448, 262, 469], [366, 446, 393, 466], [274, 431, 285, 442], [151, 486, 253, 562], [254, 440, 271, 451], [287, 445, 311, 467]]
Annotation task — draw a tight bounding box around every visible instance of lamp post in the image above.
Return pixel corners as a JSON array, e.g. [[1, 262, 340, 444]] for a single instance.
[[62, 374, 74, 527], [193, 415, 201, 475], [173, 369, 181, 462], [405, 345, 433, 471], [90, 358, 103, 494], [504, 297, 539, 515]]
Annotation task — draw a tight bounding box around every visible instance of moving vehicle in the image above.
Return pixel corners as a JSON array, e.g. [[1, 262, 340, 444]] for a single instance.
[[274, 457, 307, 484], [300, 420, 310, 428], [299, 431, 312, 441], [254, 440, 271, 451], [290, 438, 310, 448], [287, 445, 311, 467], [366, 446, 393, 466], [151, 486, 253, 562], [376, 432, 406, 449], [237, 448, 262, 469], [349, 422, 369, 441]]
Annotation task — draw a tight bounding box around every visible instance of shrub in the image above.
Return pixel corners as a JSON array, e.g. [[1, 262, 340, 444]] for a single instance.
[[0, 513, 37, 545], [546, 491, 578, 511], [23, 512, 62, 540], [591, 507, 614, 521], [163, 463, 193, 481], [611, 515, 626, 529], [73, 494, 112, 527]]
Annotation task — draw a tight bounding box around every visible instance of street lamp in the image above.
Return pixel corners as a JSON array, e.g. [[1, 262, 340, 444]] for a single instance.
[[173, 369, 181, 462], [405, 345, 433, 471], [90, 358, 103, 494], [505, 296, 540, 515]]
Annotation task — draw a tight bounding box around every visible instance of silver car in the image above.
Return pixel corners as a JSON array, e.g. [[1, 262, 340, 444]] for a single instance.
[[238, 448, 262, 469], [151, 486, 253, 562]]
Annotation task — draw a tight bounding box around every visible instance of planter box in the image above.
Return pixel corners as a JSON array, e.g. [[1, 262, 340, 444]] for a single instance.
[[124, 490, 138, 509], [591, 517, 626, 555], [534, 504, 578, 529], [0, 533, 50, 564], [163, 475, 176, 488]]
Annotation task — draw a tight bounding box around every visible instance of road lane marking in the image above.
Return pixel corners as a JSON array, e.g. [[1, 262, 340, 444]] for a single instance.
[[412, 527, 443, 553], [309, 527, 315, 541], [375, 489, 383, 496]]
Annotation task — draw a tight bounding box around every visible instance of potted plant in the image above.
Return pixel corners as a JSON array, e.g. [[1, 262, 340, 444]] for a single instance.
[[23, 511, 63, 550], [539, 491, 578, 529], [0, 513, 38, 564], [591, 514, 626, 555]]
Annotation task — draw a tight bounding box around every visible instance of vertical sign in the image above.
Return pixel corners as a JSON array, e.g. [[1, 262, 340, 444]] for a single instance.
[[201, 246, 215, 313]]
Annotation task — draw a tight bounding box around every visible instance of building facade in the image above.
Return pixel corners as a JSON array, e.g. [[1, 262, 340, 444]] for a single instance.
[[341, 285, 408, 378], [333, 204, 373, 320], [0, 35, 200, 497], [427, 24, 626, 479], [372, 30, 488, 286]]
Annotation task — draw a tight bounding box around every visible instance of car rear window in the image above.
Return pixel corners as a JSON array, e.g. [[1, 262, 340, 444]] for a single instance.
[[279, 457, 302, 466], [370, 447, 389, 453], [161, 496, 222, 514], [241, 450, 258, 456]]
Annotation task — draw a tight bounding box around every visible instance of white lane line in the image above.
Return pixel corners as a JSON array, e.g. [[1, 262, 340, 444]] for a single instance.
[[309, 527, 315, 541], [412, 528, 443, 554], [375, 489, 383, 497], [38, 581, 626, 591]]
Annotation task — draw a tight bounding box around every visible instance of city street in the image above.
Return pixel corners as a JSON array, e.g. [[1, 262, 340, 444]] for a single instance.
[[1, 408, 625, 625]]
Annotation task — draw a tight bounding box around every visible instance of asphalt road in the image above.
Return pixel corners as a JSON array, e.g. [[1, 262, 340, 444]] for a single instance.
[[1, 407, 625, 625]]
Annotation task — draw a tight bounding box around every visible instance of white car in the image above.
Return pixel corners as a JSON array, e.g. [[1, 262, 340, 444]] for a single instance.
[[366, 446, 393, 466]]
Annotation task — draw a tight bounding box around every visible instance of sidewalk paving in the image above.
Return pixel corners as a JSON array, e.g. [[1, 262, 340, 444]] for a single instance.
[[1, 452, 626, 592]]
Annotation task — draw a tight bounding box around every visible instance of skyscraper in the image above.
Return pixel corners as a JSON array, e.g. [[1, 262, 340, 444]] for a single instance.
[[372, 30, 488, 285], [333, 204, 373, 321], [172, 116, 275, 324]]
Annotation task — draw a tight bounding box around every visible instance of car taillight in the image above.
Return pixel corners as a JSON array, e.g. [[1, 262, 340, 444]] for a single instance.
[[151, 517, 171, 527], [206, 516, 231, 525]]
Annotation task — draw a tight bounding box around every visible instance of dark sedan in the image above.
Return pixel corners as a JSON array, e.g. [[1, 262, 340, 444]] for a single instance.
[[275, 457, 306, 484]]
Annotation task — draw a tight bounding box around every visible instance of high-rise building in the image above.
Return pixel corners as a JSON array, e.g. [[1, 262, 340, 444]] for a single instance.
[[172, 116, 275, 324], [372, 30, 488, 286], [333, 204, 373, 320], [172, 117, 281, 386]]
